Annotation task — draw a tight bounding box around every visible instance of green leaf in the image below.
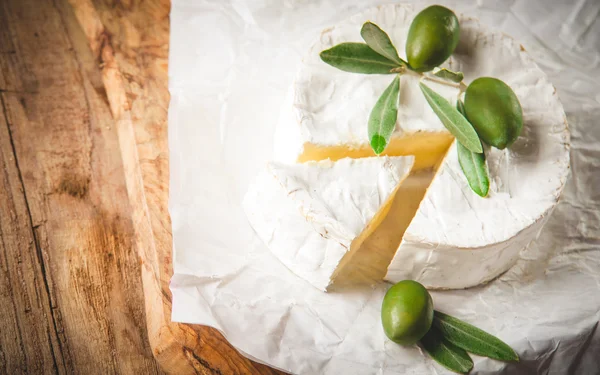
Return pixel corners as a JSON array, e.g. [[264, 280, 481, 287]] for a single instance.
[[368, 76, 400, 154], [360, 22, 407, 66], [456, 100, 489, 197], [320, 43, 400, 74], [433, 311, 519, 362], [420, 325, 474, 374], [434, 68, 464, 83], [457, 142, 489, 197], [419, 82, 483, 153]]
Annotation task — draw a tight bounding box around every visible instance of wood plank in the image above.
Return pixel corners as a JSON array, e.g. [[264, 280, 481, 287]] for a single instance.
[[0, 76, 62, 375], [0, 0, 162, 373], [67, 0, 284, 373]]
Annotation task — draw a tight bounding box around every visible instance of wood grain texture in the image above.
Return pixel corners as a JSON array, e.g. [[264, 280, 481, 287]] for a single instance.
[[0, 72, 60, 375], [67, 0, 284, 374], [0, 0, 162, 373]]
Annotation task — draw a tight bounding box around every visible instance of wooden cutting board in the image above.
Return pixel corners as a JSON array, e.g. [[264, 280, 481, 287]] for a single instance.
[[68, 0, 283, 373]]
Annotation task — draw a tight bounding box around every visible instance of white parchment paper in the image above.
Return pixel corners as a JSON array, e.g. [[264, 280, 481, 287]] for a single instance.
[[168, 1, 600, 373]]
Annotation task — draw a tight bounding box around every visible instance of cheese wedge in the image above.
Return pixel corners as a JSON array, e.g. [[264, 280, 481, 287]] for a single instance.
[[272, 4, 570, 289], [243, 156, 414, 291]]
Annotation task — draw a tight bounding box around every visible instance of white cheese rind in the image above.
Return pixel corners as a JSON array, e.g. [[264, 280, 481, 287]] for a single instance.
[[243, 156, 414, 291]]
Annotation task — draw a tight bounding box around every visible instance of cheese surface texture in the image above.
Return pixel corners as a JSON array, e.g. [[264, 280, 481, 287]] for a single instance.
[[243, 156, 413, 291], [274, 4, 570, 289]]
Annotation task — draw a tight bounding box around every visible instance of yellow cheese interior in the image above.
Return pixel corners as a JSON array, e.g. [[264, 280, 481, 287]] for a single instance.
[[308, 132, 453, 287], [332, 170, 435, 286], [330, 170, 411, 283], [298, 132, 453, 171]]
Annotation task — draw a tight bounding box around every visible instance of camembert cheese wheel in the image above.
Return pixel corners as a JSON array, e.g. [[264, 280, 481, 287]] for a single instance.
[[272, 4, 570, 289]]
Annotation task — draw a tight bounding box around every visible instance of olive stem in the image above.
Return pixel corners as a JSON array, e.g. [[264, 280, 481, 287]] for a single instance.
[[401, 67, 467, 91], [422, 74, 467, 91]]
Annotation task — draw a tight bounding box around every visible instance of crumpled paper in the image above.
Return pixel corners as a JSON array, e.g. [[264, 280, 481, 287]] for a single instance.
[[168, 0, 600, 373]]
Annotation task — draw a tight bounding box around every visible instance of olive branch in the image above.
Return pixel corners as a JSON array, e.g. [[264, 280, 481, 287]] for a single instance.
[[320, 21, 490, 197], [382, 281, 519, 374]]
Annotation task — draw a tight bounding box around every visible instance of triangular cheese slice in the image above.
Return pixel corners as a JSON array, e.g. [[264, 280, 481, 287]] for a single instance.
[[243, 156, 414, 291]]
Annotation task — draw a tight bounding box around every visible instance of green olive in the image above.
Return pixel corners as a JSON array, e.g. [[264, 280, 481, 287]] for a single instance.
[[464, 77, 523, 149], [406, 5, 460, 72], [381, 280, 434, 346]]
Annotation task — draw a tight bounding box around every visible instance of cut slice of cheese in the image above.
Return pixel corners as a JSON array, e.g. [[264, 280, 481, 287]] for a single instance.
[[243, 156, 414, 291], [332, 170, 435, 287], [269, 4, 570, 289]]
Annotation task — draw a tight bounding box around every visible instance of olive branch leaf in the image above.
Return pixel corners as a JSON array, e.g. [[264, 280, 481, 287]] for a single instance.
[[419, 82, 482, 153], [456, 100, 490, 197], [361, 22, 408, 67], [320, 42, 401, 74], [420, 325, 474, 374], [368, 76, 401, 154], [433, 311, 519, 362], [419, 311, 519, 373]]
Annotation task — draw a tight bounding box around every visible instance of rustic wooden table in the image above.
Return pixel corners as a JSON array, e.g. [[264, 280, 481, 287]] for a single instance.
[[0, 0, 282, 373]]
